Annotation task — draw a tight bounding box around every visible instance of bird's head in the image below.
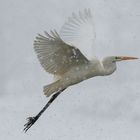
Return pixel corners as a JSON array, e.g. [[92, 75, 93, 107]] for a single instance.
[[103, 56, 138, 65], [102, 56, 138, 75]]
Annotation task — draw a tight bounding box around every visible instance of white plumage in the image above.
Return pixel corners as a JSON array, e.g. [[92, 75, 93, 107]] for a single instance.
[[34, 31, 89, 75], [24, 9, 138, 132], [34, 9, 137, 97]]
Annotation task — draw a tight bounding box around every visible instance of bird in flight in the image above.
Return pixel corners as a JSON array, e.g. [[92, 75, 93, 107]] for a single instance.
[[24, 9, 138, 132]]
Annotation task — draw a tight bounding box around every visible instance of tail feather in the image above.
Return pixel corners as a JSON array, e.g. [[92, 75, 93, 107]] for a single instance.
[[43, 81, 62, 97]]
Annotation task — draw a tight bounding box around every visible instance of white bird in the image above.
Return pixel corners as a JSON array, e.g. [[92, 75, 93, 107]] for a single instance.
[[24, 9, 138, 132]]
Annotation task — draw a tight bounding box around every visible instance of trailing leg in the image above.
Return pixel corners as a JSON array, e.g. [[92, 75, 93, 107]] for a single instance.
[[23, 88, 66, 132]]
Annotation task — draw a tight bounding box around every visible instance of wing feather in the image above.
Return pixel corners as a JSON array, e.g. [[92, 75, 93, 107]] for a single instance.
[[60, 8, 96, 60], [34, 30, 89, 75]]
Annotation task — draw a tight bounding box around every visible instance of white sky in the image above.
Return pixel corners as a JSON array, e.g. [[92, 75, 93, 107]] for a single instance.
[[1, 0, 140, 139]]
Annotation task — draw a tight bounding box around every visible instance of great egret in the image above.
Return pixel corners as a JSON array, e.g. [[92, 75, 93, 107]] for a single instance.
[[24, 9, 138, 132]]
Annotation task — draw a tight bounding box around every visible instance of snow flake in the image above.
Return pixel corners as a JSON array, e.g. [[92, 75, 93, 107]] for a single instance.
[[50, 59, 53, 62], [85, 66, 89, 70], [76, 67, 80, 71], [58, 87, 62, 90], [66, 77, 69, 81], [54, 53, 59, 56], [72, 48, 77, 56], [70, 56, 74, 59], [76, 59, 79, 62]]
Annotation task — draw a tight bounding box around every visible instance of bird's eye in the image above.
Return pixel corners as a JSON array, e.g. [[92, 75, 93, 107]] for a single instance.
[[112, 57, 118, 62]]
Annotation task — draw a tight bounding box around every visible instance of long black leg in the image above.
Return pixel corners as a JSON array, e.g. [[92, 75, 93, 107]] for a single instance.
[[23, 88, 66, 132]]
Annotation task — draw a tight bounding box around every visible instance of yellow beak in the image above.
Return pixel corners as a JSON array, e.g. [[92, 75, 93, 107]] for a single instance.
[[120, 56, 138, 61]]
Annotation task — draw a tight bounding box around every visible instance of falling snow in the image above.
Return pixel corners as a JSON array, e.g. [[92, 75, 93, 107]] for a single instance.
[[66, 77, 69, 81], [2, 1, 140, 140], [85, 66, 89, 70], [76, 59, 79, 62], [50, 59, 53, 62], [76, 67, 80, 71], [72, 48, 77, 56]]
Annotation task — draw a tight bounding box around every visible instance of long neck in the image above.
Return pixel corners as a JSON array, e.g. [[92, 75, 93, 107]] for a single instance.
[[102, 60, 117, 75]]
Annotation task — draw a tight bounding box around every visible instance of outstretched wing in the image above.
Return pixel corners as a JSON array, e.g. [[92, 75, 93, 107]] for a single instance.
[[34, 30, 89, 75], [60, 8, 96, 60]]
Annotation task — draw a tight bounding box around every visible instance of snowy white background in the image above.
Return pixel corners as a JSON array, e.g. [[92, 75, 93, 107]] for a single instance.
[[1, 0, 140, 139]]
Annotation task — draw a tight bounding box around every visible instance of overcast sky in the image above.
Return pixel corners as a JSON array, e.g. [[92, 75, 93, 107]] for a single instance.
[[1, 0, 140, 139]]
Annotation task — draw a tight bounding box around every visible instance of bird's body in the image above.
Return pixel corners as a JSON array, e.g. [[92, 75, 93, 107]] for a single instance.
[[35, 29, 119, 97], [44, 59, 101, 96], [24, 9, 138, 132], [44, 58, 106, 96]]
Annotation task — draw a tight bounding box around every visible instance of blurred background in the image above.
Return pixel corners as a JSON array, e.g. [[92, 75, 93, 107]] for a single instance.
[[1, 0, 140, 139]]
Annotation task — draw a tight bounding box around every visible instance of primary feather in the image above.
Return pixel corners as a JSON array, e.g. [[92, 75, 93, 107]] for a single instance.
[[34, 30, 89, 75]]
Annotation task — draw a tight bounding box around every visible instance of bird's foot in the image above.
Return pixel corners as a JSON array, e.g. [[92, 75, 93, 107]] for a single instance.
[[23, 116, 37, 132]]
